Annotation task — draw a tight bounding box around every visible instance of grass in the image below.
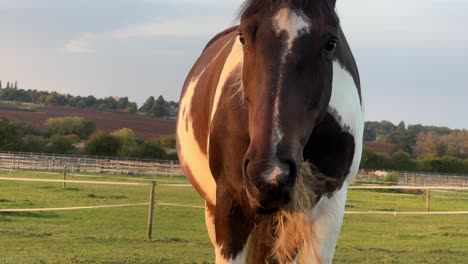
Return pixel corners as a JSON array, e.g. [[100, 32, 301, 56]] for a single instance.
[[0, 171, 467, 263], [0, 101, 41, 112]]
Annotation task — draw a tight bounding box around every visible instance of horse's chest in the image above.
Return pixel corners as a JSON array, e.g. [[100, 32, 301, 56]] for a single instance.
[[328, 61, 364, 182]]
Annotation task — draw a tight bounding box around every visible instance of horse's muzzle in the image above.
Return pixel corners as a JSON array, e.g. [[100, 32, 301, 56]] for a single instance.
[[243, 158, 297, 213]]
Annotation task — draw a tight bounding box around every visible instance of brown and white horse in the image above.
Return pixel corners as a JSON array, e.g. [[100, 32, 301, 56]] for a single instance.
[[176, 0, 363, 263]]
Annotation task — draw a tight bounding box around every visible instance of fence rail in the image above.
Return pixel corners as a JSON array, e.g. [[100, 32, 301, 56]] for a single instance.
[[360, 169, 468, 187], [0, 152, 183, 177], [0, 151, 467, 187]]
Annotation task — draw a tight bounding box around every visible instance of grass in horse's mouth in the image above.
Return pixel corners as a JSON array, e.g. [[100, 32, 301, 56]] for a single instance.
[[247, 162, 329, 263]]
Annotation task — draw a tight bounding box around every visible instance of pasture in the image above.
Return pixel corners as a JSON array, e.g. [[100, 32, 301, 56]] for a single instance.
[[0, 102, 176, 139], [0, 171, 467, 263]]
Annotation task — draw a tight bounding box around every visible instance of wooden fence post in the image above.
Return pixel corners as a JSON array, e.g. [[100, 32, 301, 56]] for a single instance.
[[425, 188, 430, 212], [63, 165, 67, 189], [147, 181, 156, 241]]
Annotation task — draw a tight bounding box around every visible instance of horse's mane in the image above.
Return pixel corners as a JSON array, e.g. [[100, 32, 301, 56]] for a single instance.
[[239, 0, 336, 19]]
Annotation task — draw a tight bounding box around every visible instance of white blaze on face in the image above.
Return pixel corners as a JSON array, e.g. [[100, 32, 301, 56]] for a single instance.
[[270, 8, 312, 151], [273, 8, 312, 61], [267, 166, 283, 185]]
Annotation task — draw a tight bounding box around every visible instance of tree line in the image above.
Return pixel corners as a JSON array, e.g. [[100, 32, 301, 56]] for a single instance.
[[0, 117, 177, 160], [362, 121, 467, 174], [0, 81, 178, 118]]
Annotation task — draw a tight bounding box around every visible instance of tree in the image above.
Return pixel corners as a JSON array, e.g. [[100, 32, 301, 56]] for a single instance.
[[360, 147, 394, 170], [159, 135, 176, 149], [47, 134, 75, 154], [391, 151, 416, 171], [414, 132, 447, 157], [150, 96, 170, 118], [85, 95, 97, 107], [13, 81, 18, 89], [417, 156, 467, 174], [20, 135, 47, 153], [117, 97, 130, 110], [124, 103, 138, 114], [0, 118, 20, 151], [85, 131, 120, 156], [44, 117, 96, 139], [45, 92, 66, 105], [135, 139, 166, 159], [111, 128, 138, 157], [139, 96, 155, 112], [77, 100, 87, 109], [442, 131, 467, 159]]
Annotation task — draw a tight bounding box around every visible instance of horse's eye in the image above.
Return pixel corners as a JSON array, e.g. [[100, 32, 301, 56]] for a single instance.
[[324, 38, 338, 57], [238, 31, 247, 50], [239, 35, 246, 45]]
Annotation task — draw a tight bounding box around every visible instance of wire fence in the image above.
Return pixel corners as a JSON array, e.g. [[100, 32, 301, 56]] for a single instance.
[[0, 151, 182, 177], [1, 151, 467, 188], [359, 169, 468, 187]]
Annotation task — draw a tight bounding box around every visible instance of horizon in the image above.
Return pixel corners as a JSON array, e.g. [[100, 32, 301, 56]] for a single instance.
[[0, 0, 467, 129]]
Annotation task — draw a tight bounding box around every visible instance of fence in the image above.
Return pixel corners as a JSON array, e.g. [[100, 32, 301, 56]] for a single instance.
[[0, 151, 183, 177], [0, 176, 158, 240], [360, 169, 468, 187], [1, 151, 467, 187]]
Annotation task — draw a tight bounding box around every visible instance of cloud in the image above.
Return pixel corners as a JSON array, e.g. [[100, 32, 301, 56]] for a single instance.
[[63, 34, 96, 54], [60, 14, 233, 54], [111, 16, 233, 39]]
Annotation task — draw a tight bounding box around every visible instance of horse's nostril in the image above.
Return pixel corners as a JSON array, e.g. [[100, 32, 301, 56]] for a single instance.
[[243, 158, 251, 179], [285, 160, 298, 180]]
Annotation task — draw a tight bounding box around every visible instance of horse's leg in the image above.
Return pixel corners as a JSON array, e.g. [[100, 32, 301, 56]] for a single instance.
[[214, 185, 253, 264], [300, 187, 348, 264], [205, 202, 229, 263]]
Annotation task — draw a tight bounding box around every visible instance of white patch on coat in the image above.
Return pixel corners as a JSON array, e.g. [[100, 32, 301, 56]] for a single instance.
[[205, 203, 231, 264], [329, 61, 364, 184], [210, 38, 244, 124], [230, 247, 247, 264], [273, 8, 312, 60], [206, 202, 247, 263], [308, 62, 364, 263], [177, 74, 217, 206], [310, 187, 348, 264]]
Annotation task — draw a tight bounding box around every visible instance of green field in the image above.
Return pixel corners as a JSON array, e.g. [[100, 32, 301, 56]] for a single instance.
[[0, 171, 467, 263]]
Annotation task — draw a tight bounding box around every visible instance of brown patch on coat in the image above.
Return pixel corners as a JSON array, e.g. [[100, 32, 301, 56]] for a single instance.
[[246, 162, 345, 263]]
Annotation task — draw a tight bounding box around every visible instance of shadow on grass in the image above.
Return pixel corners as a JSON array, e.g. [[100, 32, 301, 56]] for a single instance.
[[36, 186, 56, 189], [64, 187, 81, 191], [0, 211, 58, 219], [87, 194, 128, 199], [155, 237, 190, 243]]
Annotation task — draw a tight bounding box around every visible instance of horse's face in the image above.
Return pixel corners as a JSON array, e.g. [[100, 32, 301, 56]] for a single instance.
[[239, 2, 339, 212]]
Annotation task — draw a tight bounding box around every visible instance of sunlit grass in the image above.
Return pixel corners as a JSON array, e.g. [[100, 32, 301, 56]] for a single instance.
[[0, 171, 466, 263]]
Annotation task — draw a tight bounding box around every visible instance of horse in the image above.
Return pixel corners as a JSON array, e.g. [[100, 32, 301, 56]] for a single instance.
[[176, 0, 363, 263]]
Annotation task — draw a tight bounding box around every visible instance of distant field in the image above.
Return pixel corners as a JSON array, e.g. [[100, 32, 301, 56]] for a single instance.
[[0, 101, 175, 138], [0, 171, 467, 263]]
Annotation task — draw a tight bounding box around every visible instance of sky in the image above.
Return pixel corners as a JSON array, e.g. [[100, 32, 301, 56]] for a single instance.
[[0, 0, 467, 129]]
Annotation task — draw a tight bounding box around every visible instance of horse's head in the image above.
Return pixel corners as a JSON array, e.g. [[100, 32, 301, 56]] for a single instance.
[[239, 0, 340, 212]]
